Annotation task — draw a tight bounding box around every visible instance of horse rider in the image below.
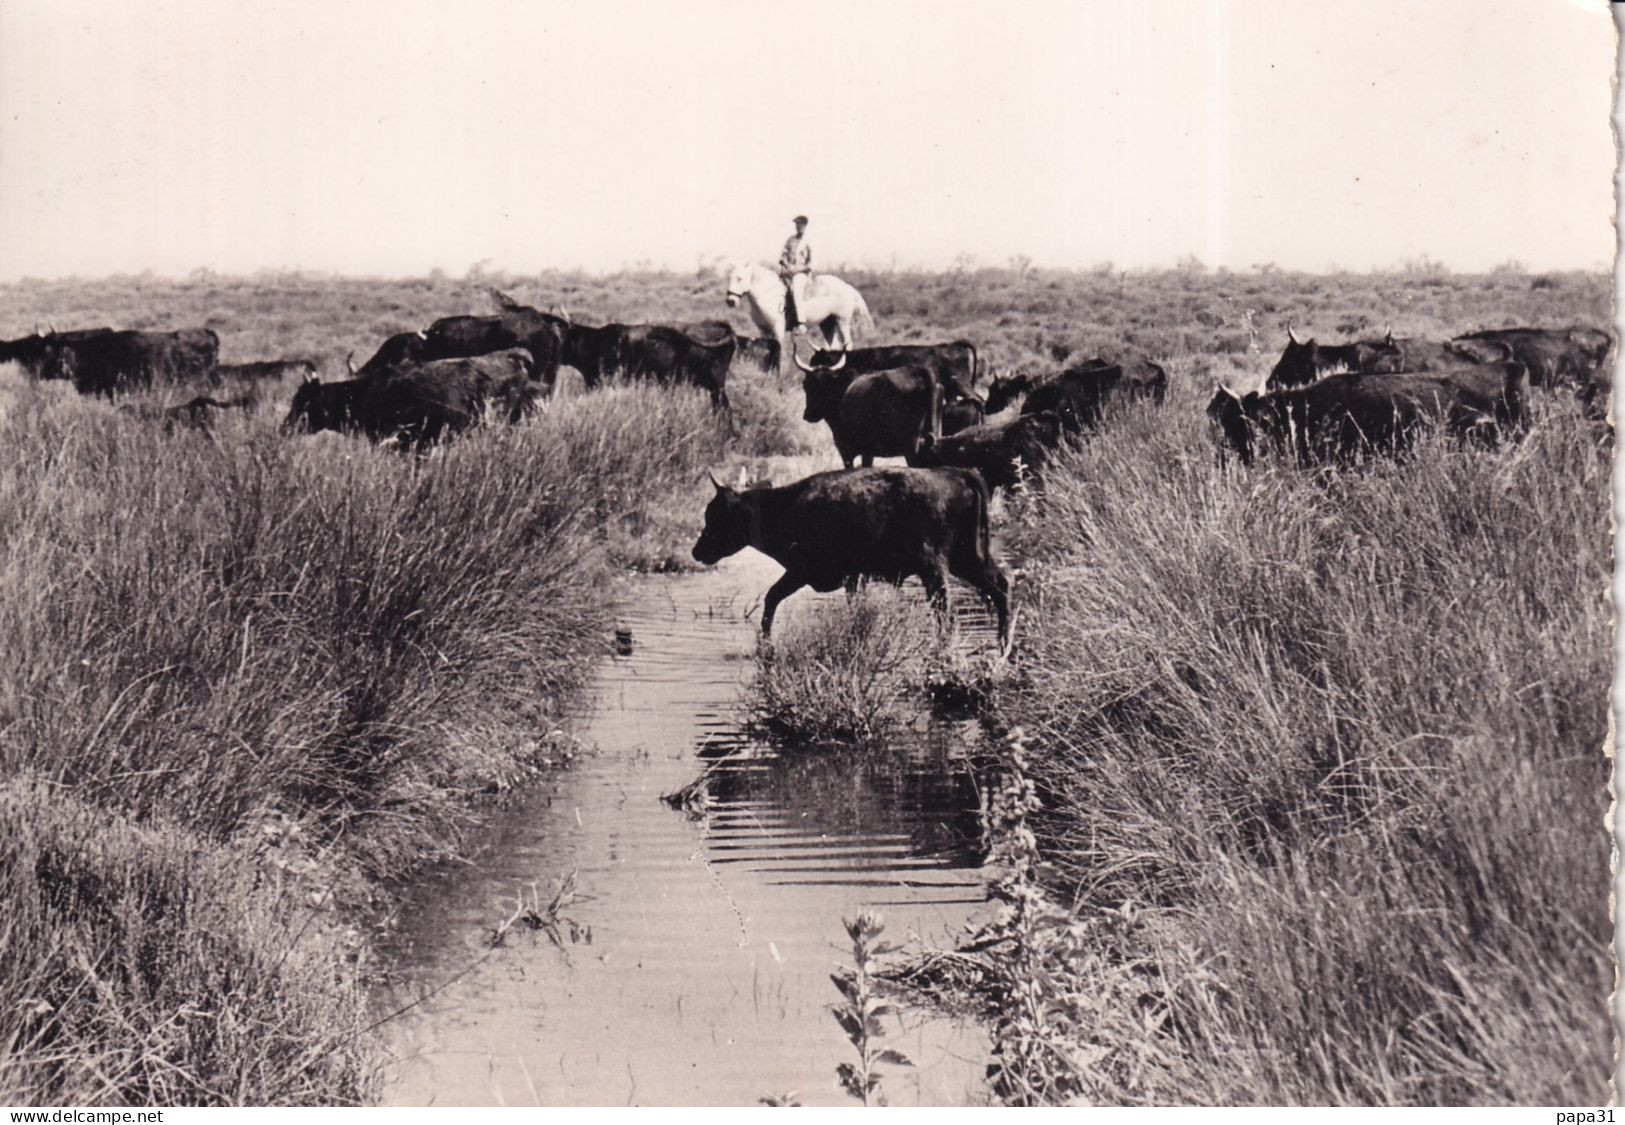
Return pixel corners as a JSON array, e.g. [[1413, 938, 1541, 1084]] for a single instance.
[[779, 214, 812, 331]]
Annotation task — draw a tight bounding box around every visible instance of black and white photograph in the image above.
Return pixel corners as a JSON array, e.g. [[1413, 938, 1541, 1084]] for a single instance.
[[0, 0, 1616, 1109]]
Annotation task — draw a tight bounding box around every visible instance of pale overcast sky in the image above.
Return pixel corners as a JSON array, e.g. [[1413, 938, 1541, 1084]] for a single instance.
[[0, 0, 1614, 279]]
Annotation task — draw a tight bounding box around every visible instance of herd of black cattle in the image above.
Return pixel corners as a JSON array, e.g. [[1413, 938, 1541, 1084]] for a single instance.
[[0, 292, 1611, 654]]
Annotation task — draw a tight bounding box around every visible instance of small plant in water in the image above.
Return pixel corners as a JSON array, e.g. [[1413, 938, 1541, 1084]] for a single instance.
[[489, 869, 590, 955], [830, 912, 913, 1105]]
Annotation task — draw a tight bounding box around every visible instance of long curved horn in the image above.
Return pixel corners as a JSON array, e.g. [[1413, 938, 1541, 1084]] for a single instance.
[[826, 351, 846, 372], [1286, 321, 1301, 345], [707, 470, 726, 491], [415, 329, 427, 340], [791, 345, 815, 374], [346, 351, 357, 375]]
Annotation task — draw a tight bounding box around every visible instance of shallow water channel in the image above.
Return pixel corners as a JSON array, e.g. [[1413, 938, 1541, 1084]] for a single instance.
[[376, 551, 998, 1106]]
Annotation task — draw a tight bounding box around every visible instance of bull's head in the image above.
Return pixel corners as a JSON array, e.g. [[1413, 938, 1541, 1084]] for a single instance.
[[283, 377, 322, 433], [793, 347, 847, 423], [984, 371, 1033, 415], [691, 474, 753, 565], [1269, 325, 1319, 390], [1206, 384, 1256, 465]]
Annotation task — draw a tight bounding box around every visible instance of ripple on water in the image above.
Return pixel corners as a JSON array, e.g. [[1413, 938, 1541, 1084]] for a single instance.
[[376, 551, 998, 1107]]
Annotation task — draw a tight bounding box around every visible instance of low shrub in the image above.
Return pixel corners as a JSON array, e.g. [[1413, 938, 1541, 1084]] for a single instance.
[[748, 586, 939, 746]]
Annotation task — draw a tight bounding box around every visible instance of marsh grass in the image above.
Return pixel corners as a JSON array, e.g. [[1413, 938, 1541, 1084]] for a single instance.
[[0, 366, 795, 1103], [995, 373, 1613, 1103]]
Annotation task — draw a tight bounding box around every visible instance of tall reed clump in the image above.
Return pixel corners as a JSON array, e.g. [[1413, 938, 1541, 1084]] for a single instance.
[[540, 382, 742, 570], [999, 391, 1613, 1104], [0, 378, 741, 1103]]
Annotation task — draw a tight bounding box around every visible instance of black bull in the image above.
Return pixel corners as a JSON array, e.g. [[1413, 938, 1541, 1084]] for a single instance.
[[0, 327, 115, 376], [39, 329, 220, 396], [284, 348, 539, 449], [800, 362, 985, 468], [691, 467, 1013, 655], [560, 320, 737, 410], [351, 305, 568, 384], [913, 411, 1064, 491], [984, 358, 1167, 432], [1267, 328, 1402, 391], [1207, 363, 1530, 466]]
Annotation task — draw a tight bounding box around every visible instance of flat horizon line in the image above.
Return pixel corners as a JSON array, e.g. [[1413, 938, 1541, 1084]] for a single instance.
[[0, 261, 1612, 287]]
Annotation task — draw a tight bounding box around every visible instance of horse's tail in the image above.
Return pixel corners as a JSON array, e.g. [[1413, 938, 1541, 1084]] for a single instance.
[[853, 293, 875, 340]]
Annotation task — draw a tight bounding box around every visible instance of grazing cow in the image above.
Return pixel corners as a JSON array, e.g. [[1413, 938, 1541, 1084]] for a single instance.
[[800, 341, 981, 405], [41, 329, 219, 397], [560, 321, 630, 387], [1450, 326, 1610, 386], [1267, 325, 1403, 390], [284, 348, 538, 449], [735, 335, 781, 374], [985, 357, 1165, 433], [351, 331, 431, 380], [691, 467, 1013, 654], [219, 359, 318, 381], [1379, 336, 1503, 373], [422, 304, 567, 388], [0, 327, 115, 377], [1206, 363, 1530, 466], [913, 411, 1063, 491], [1451, 327, 1615, 419], [615, 324, 735, 410], [560, 320, 738, 406]]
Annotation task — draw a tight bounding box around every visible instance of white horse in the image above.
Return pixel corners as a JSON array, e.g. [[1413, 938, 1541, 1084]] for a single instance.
[[725, 262, 874, 373]]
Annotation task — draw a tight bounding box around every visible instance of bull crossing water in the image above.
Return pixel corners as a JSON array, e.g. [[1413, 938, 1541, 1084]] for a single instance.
[[374, 550, 998, 1107]]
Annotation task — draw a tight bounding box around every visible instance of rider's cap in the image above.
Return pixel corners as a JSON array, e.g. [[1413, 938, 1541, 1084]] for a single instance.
[[792, 214, 808, 224]]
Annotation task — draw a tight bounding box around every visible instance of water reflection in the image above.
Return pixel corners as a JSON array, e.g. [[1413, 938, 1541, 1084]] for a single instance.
[[691, 738, 990, 877]]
